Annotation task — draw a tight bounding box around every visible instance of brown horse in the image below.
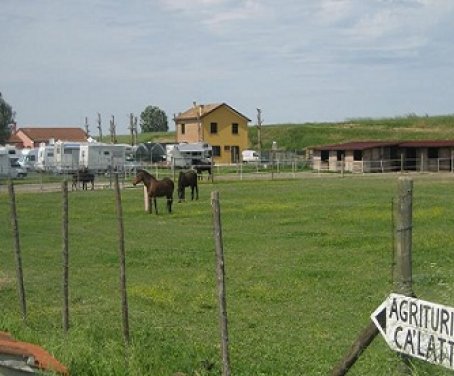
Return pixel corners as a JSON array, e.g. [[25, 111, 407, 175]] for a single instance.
[[178, 170, 198, 202], [132, 169, 174, 214]]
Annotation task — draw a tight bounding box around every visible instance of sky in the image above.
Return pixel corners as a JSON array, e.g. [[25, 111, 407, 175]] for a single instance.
[[1, 0, 454, 134]]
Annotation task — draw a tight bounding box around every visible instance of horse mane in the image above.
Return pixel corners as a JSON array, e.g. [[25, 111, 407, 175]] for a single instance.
[[137, 169, 154, 178]]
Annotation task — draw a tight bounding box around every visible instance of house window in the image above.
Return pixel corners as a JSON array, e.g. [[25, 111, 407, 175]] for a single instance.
[[353, 150, 362, 161], [210, 122, 218, 134], [428, 147, 438, 159], [232, 123, 238, 134], [224, 145, 230, 151], [181, 124, 185, 135], [212, 145, 221, 157]]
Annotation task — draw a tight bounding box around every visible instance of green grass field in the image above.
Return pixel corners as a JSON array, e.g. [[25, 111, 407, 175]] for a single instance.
[[2, 175, 454, 375]]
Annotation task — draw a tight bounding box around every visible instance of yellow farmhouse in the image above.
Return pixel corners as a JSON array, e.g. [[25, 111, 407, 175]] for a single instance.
[[174, 102, 251, 165]]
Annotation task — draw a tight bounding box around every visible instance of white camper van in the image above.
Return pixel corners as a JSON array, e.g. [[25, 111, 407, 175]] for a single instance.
[[79, 143, 127, 173], [166, 142, 212, 168], [242, 150, 259, 163], [0, 147, 27, 178], [18, 148, 39, 171]]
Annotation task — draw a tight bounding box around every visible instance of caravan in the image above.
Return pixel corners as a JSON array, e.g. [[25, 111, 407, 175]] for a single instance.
[[166, 142, 212, 168], [79, 143, 127, 173], [54, 141, 82, 173], [36, 143, 55, 172]]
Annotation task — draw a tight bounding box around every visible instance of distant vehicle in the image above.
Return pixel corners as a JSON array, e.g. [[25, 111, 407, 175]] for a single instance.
[[79, 143, 128, 173], [166, 142, 212, 168], [242, 149, 260, 163], [54, 141, 82, 173], [18, 148, 39, 171], [0, 146, 27, 178], [36, 143, 55, 172]]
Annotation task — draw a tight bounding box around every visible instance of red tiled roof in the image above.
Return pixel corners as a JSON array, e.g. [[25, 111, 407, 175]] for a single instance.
[[175, 103, 251, 122], [14, 127, 88, 143]]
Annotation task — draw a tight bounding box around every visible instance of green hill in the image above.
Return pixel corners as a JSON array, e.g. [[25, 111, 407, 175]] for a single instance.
[[250, 114, 454, 151], [115, 114, 454, 151]]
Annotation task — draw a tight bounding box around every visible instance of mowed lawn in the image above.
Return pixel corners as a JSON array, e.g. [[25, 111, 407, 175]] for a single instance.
[[2, 175, 454, 375]]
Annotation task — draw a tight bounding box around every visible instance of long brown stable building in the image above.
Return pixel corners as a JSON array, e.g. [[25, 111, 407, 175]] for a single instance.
[[310, 140, 454, 173]]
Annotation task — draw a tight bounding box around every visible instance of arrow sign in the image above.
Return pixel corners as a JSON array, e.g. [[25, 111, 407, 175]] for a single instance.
[[372, 293, 454, 370]]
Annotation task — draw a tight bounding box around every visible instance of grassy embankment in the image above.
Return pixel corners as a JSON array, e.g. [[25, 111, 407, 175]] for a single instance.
[[114, 114, 454, 152], [2, 175, 454, 375]]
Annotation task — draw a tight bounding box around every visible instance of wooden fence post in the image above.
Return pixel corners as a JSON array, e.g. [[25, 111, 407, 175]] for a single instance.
[[114, 173, 130, 344], [62, 180, 69, 333], [211, 191, 231, 376], [143, 185, 149, 212], [8, 181, 27, 320], [393, 177, 414, 374]]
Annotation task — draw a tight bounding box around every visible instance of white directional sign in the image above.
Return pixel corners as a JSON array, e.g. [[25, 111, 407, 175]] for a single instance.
[[372, 293, 454, 370]]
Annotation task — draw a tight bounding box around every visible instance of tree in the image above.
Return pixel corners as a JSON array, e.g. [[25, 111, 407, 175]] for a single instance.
[[0, 92, 14, 144], [140, 105, 168, 133]]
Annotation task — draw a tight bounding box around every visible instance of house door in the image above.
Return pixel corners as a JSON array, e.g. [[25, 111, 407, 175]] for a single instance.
[[231, 146, 240, 163]]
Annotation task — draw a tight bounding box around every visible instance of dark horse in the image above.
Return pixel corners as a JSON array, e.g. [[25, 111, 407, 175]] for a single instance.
[[178, 170, 198, 202], [132, 169, 174, 214], [193, 160, 212, 180], [72, 168, 95, 191]]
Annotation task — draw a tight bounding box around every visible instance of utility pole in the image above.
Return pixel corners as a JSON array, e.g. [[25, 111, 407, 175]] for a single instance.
[[129, 113, 134, 146], [110, 115, 117, 144], [84, 116, 90, 137], [97, 113, 103, 142], [134, 116, 138, 145], [257, 108, 263, 155], [129, 113, 138, 146]]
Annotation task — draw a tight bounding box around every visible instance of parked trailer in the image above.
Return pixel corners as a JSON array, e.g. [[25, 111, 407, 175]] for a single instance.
[[166, 142, 212, 168], [36, 143, 55, 172], [54, 141, 83, 173], [79, 143, 127, 173]]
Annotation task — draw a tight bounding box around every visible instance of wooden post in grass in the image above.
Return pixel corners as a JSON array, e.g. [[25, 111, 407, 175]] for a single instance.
[[8, 181, 27, 320], [211, 192, 231, 376], [393, 177, 414, 374], [62, 180, 70, 333], [143, 185, 149, 212], [114, 173, 130, 344]]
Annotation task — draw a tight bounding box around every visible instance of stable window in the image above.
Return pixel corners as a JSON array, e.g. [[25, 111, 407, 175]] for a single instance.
[[212, 145, 221, 157], [232, 123, 238, 134], [353, 150, 362, 161], [337, 150, 343, 161], [210, 122, 218, 134], [428, 147, 438, 159], [321, 150, 329, 162]]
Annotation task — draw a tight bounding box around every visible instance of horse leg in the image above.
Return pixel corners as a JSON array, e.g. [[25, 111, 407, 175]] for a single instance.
[[148, 196, 152, 214], [153, 197, 158, 215], [195, 184, 199, 200], [167, 196, 173, 213]]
